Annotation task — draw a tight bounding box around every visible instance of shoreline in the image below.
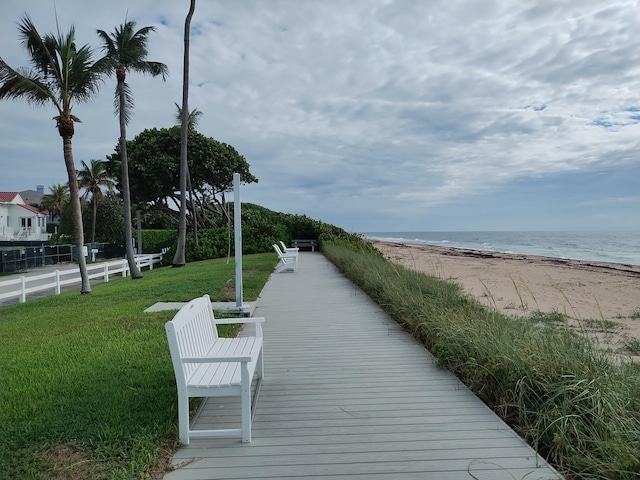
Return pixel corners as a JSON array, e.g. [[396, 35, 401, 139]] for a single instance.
[[372, 240, 640, 356], [362, 231, 640, 267], [377, 241, 640, 274]]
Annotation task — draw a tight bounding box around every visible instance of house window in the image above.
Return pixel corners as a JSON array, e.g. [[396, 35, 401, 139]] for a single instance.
[[21, 218, 32, 228]]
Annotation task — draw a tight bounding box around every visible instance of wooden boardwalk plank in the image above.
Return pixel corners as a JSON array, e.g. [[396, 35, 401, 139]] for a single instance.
[[164, 252, 561, 480]]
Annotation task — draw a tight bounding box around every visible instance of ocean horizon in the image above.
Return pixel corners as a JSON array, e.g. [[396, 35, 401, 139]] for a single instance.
[[360, 231, 640, 266]]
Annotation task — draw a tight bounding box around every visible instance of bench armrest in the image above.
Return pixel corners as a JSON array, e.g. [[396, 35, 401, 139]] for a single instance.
[[215, 316, 265, 325], [182, 354, 253, 363], [182, 337, 262, 364]]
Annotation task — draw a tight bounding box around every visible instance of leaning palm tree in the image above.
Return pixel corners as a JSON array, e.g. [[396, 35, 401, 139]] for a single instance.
[[0, 16, 108, 294], [78, 159, 116, 247], [97, 20, 168, 279], [41, 183, 69, 222], [173, 0, 197, 267]]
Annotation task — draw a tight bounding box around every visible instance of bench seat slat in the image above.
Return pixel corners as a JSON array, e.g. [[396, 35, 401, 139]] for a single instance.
[[186, 338, 259, 388]]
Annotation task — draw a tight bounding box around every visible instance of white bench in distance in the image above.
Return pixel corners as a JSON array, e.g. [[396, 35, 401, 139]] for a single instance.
[[165, 294, 265, 444], [279, 240, 299, 255], [272, 243, 298, 273], [292, 239, 318, 252]]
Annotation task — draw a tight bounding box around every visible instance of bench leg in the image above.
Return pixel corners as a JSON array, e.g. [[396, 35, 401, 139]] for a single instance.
[[178, 391, 190, 445], [241, 362, 252, 443], [256, 348, 264, 380]]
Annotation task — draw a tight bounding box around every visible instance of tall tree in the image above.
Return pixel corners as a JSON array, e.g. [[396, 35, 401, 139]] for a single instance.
[[173, 0, 197, 267], [78, 159, 115, 247], [174, 103, 202, 246], [0, 16, 108, 294], [105, 127, 257, 228], [41, 183, 69, 221], [97, 20, 168, 278]]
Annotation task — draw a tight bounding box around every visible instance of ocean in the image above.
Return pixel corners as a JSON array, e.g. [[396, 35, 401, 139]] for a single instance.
[[361, 231, 640, 266]]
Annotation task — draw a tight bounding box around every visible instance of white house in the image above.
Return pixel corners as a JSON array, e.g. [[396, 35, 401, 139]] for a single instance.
[[0, 192, 49, 241]]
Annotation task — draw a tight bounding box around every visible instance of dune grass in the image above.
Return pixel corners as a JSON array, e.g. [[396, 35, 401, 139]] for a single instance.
[[0, 253, 276, 480], [323, 242, 640, 480]]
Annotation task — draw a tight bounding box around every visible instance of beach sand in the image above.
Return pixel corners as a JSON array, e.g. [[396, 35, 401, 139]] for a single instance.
[[373, 241, 640, 356]]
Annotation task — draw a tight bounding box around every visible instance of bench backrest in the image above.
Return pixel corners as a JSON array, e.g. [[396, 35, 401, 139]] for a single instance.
[[165, 294, 219, 386]]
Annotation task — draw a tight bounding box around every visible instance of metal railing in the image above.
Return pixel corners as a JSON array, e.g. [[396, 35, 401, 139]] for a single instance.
[[0, 253, 163, 304]]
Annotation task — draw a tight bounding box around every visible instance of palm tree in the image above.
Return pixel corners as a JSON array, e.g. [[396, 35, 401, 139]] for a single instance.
[[174, 103, 202, 247], [174, 102, 203, 130], [173, 0, 197, 267], [0, 16, 108, 294], [97, 20, 168, 279], [41, 183, 69, 222], [78, 159, 116, 247]]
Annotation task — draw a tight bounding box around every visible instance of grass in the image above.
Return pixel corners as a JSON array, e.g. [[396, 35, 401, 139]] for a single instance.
[[0, 253, 276, 480], [4, 243, 640, 479], [623, 337, 640, 356], [323, 242, 640, 480]]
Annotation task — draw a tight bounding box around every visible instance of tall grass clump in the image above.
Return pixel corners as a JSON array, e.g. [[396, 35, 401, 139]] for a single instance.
[[322, 242, 640, 479]]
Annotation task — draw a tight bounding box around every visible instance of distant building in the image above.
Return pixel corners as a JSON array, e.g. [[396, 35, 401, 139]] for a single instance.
[[20, 189, 44, 207], [0, 192, 49, 241]]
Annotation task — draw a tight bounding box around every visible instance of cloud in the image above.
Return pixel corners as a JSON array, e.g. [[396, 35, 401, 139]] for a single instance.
[[0, 0, 638, 231]]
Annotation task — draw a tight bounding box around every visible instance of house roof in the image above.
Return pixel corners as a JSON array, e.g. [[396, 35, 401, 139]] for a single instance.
[[0, 192, 46, 215], [20, 189, 43, 206], [18, 204, 47, 215], [0, 192, 21, 203]]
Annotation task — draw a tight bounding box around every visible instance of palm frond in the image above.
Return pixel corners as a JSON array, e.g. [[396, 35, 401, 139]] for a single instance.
[[0, 59, 61, 109], [17, 16, 55, 75], [131, 60, 169, 80], [113, 82, 135, 124]]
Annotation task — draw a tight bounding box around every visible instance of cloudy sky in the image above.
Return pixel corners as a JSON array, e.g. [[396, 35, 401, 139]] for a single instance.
[[1, 1, 638, 232]]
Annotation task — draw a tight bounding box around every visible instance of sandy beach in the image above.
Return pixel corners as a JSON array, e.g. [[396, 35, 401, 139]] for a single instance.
[[373, 241, 640, 356]]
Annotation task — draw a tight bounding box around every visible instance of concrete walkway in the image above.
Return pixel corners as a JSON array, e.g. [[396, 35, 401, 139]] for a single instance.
[[164, 252, 561, 480]]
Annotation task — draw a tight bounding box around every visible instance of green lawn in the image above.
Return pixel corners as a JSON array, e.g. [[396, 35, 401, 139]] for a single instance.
[[0, 253, 276, 480]]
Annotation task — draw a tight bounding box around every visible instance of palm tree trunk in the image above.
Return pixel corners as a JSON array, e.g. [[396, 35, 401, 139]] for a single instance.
[[118, 79, 143, 279], [91, 198, 97, 247], [187, 167, 198, 247], [62, 135, 91, 294], [172, 0, 196, 267], [136, 209, 143, 254]]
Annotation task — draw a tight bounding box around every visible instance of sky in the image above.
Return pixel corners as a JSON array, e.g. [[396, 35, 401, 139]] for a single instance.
[[0, 0, 638, 233]]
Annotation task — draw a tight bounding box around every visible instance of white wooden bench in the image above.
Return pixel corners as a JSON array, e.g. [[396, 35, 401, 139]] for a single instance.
[[165, 294, 265, 444], [292, 239, 318, 252], [279, 240, 299, 254], [272, 244, 298, 273]]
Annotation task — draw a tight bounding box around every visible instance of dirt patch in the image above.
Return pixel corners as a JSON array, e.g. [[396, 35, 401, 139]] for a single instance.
[[42, 444, 107, 480]]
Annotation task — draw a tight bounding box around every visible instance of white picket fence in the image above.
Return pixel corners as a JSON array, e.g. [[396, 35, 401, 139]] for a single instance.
[[0, 253, 163, 304]]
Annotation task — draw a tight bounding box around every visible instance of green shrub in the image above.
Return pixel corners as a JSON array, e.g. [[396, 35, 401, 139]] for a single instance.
[[141, 229, 177, 254]]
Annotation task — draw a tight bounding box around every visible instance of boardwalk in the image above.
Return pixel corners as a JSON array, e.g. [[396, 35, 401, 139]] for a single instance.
[[165, 252, 561, 480]]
